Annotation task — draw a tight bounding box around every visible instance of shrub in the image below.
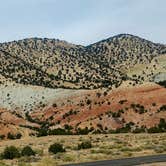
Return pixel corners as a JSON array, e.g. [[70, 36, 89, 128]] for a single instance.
[[147, 119, 166, 133], [115, 122, 134, 133], [159, 105, 166, 112], [0, 135, 5, 140], [158, 118, 166, 130], [78, 141, 92, 150], [103, 91, 108, 96], [49, 128, 72, 135], [112, 112, 121, 118], [64, 124, 73, 131], [48, 143, 65, 154], [152, 103, 156, 107], [158, 80, 166, 88], [86, 99, 91, 105], [37, 128, 48, 137], [52, 103, 57, 107], [7, 132, 22, 140], [119, 100, 127, 104], [7, 133, 15, 139], [147, 126, 162, 133], [132, 127, 146, 133], [76, 127, 92, 135], [2, 146, 20, 159], [21, 146, 35, 156], [16, 133, 22, 139]]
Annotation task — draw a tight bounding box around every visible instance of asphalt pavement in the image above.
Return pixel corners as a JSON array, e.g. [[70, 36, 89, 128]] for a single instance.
[[65, 154, 166, 166]]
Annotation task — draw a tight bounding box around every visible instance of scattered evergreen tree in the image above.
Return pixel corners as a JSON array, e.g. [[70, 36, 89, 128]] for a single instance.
[[2, 146, 20, 159], [21, 146, 35, 156], [48, 143, 65, 154]]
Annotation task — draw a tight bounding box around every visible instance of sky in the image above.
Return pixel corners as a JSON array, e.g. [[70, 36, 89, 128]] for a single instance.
[[0, 0, 165, 45]]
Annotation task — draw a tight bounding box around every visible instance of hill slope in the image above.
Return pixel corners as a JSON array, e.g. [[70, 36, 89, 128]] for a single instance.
[[0, 34, 165, 137], [0, 34, 165, 89]]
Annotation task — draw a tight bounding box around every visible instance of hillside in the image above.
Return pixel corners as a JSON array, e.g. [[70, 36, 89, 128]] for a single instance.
[[0, 34, 165, 138], [0, 34, 165, 89], [0, 82, 165, 137], [29, 82, 166, 133]]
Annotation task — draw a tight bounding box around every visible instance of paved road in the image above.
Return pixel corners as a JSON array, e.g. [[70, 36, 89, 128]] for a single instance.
[[65, 154, 166, 166]]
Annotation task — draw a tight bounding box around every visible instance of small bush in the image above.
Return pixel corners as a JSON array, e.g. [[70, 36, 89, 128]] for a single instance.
[[52, 103, 57, 107], [2, 146, 20, 159], [37, 128, 48, 137], [48, 143, 65, 154], [86, 99, 92, 105], [0, 135, 5, 140], [16, 133, 22, 139], [7, 132, 22, 140], [78, 141, 92, 150], [7, 133, 15, 139], [21, 146, 35, 156], [49, 128, 72, 135], [76, 127, 93, 135], [132, 127, 145, 133]]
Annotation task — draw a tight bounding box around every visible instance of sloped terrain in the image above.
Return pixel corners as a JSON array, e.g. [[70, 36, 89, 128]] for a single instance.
[[0, 83, 80, 111], [0, 34, 165, 89], [0, 82, 165, 137], [29, 82, 166, 132], [0, 34, 165, 138]]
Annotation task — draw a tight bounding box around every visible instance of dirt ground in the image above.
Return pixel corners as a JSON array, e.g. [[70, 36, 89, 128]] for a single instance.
[[0, 133, 166, 166]]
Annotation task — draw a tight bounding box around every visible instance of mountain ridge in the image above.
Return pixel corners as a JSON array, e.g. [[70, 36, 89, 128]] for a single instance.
[[1, 33, 165, 47], [0, 34, 165, 89]]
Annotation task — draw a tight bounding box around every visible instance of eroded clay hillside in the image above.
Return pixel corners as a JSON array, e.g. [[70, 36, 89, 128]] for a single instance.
[[0, 82, 166, 138]]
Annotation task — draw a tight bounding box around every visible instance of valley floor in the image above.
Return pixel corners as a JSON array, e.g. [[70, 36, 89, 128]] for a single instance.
[[0, 133, 166, 166]]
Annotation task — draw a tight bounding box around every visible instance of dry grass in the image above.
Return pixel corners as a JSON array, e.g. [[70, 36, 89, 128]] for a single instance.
[[0, 133, 166, 166], [126, 54, 166, 82]]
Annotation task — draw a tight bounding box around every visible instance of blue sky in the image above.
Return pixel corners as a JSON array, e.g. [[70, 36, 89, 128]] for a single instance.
[[0, 0, 165, 45]]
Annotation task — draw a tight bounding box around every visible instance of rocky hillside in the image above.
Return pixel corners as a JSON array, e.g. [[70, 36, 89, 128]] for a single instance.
[[0, 34, 165, 138], [0, 82, 165, 138], [0, 34, 165, 89], [30, 82, 166, 133]]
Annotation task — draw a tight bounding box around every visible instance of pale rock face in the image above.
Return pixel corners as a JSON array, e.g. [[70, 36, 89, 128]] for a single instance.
[[154, 72, 166, 82], [0, 83, 79, 111]]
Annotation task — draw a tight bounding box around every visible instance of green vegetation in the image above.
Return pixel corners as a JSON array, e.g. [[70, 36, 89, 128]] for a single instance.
[[131, 103, 147, 114], [7, 132, 22, 140], [0, 133, 166, 165], [76, 127, 94, 135], [21, 146, 35, 156], [132, 127, 146, 133], [147, 118, 166, 133], [2, 146, 20, 159], [105, 109, 124, 118], [62, 109, 77, 119], [1, 145, 36, 160], [158, 105, 166, 112], [49, 143, 65, 154], [0, 135, 5, 140], [78, 141, 92, 150], [158, 80, 166, 88]]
